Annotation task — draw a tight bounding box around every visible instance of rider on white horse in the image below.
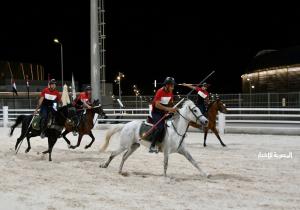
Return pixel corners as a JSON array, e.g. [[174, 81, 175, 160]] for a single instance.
[[149, 77, 177, 153]]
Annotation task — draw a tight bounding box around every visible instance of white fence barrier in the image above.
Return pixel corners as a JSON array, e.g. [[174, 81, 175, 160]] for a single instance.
[[1, 106, 300, 134]]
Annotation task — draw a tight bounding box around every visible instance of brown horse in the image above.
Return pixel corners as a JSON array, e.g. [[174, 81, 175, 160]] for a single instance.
[[62, 100, 107, 149], [190, 99, 227, 147]]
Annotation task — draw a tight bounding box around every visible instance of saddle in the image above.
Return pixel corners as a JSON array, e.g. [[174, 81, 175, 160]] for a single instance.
[[139, 116, 165, 143]]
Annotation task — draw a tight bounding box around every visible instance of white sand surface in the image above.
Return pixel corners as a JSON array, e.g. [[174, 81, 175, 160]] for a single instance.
[[0, 127, 299, 210]]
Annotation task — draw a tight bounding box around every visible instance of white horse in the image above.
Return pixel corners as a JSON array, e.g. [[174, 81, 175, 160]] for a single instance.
[[99, 100, 210, 178]]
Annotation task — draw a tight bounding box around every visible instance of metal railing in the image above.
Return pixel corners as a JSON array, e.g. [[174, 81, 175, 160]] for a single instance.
[[1, 106, 300, 135]]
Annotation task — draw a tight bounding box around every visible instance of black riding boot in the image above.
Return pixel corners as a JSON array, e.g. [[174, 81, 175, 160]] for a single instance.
[[149, 129, 161, 153]]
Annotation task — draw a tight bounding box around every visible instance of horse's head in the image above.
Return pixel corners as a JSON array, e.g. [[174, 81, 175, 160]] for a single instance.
[[92, 99, 107, 117], [180, 100, 208, 126], [215, 98, 227, 114]]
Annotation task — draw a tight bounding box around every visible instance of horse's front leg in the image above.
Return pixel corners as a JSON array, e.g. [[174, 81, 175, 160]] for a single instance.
[[163, 150, 169, 177], [70, 134, 83, 149], [203, 127, 208, 147], [177, 146, 210, 178], [25, 136, 31, 153], [85, 131, 95, 149], [62, 130, 71, 148], [47, 136, 58, 161], [212, 128, 226, 147]]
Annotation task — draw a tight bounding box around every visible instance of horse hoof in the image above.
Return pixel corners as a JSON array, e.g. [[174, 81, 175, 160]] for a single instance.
[[203, 144, 207, 147], [84, 145, 90, 150], [206, 173, 211, 179], [99, 163, 107, 168], [119, 172, 129, 177], [25, 148, 31, 153], [70, 146, 76, 149], [222, 144, 226, 147]]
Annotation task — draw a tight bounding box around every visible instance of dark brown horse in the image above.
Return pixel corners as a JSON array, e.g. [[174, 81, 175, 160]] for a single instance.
[[62, 100, 107, 149], [190, 99, 227, 147]]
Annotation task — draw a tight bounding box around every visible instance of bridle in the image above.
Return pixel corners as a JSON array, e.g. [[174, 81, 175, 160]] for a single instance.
[[175, 106, 204, 125], [170, 105, 204, 150]]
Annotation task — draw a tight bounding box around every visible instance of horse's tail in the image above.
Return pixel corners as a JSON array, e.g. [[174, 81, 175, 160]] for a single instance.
[[99, 124, 125, 152], [10, 115, 26, 137]]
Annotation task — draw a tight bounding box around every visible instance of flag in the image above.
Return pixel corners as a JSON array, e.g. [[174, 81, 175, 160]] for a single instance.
[[61, 84, 71, 106], [71, 73, 76, 100], [11, 79, 18, 96]]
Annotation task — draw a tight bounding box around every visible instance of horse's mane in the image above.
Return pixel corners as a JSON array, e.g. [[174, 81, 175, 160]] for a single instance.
[[181, 99, 194, 108]]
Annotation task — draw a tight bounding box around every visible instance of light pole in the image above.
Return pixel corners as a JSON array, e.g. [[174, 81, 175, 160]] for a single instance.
[[247, 78, 255, 107], [54, 38, 64, 90], [114, 72, 125, 101]]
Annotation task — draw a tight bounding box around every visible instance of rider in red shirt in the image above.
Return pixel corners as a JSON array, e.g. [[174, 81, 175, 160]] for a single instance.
[[180, 82, 210, 115], [72, 86, 92, 132], [34, 79, 62, 138], [149, 77, 177, 153], [73, 86, 92, 110]]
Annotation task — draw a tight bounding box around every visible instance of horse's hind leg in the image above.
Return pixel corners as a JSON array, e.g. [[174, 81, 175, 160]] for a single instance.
[[85, 131, 95, 149], [178, 146, 210, 178], [212, 128, 226, 147], [25, 136, 31, 153], [119, 143, 140, 174], [99, 147, 127, 168]]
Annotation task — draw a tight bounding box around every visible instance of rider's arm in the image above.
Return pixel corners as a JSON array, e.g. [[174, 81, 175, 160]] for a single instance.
[[34, 97, 44, 114], [82, 100, 92, 109], [180, 83, 196, 90]]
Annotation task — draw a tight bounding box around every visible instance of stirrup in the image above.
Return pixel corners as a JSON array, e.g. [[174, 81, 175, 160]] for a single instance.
[[149, 145, 159, 153]]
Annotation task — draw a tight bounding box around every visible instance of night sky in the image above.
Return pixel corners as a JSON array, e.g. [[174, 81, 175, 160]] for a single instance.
[[1, 1, 300, 95]]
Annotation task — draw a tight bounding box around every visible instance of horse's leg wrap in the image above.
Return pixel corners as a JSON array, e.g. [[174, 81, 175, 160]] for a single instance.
[[178, 147, 210, 178], [118, 143, 140, 174], [99, 147, 126, 168]]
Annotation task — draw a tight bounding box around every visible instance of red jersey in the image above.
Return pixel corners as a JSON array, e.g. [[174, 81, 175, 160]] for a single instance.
[[152, 87, 174, 113], [73, 92, 91, 109], [195, 87, 209, 106], [40, 87, 61, 106], [195, 87, 209, 99]]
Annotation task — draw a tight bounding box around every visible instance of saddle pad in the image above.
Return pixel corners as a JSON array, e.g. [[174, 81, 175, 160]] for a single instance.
[[139, 122, 153, 142], [32, 115, 42, 130]]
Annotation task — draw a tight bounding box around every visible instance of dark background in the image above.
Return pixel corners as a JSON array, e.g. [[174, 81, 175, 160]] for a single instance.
[[0, 1, 300, 95]]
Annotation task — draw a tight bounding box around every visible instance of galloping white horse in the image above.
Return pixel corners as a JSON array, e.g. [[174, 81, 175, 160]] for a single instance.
[[99, 100, 210, 178]]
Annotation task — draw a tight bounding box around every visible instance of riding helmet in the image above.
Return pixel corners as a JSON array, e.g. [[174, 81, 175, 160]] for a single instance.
[[163, 77, 176, 85], [49, 79, 57, 84]]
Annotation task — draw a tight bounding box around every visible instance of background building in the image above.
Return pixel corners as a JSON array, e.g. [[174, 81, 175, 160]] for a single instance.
[[241, 46, 300, 93]]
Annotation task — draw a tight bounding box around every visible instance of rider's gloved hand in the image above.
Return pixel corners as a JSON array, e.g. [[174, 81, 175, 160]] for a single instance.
[[168, 107, 177, 113], [33, 109, 38, 115]]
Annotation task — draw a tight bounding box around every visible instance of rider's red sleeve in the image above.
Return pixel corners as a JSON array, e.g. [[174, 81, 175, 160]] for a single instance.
[[153, 89, 163, 103]]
